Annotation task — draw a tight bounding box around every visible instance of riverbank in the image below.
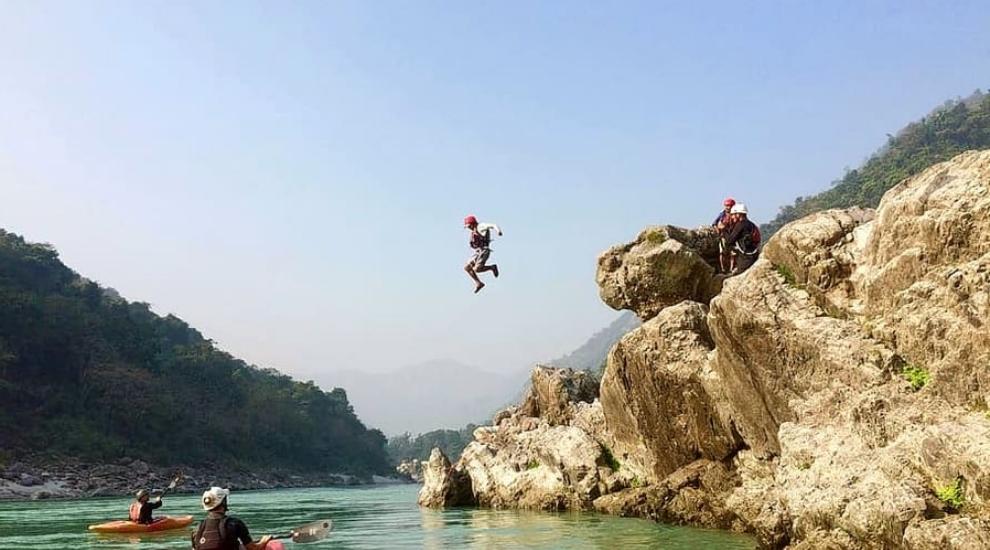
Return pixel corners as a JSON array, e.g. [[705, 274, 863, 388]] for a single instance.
[[0, 457, 407, 501]]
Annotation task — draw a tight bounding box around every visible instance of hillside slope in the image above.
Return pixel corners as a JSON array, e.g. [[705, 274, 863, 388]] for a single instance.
[[764, 90, 990, 235], [0, 230, 390, 475]]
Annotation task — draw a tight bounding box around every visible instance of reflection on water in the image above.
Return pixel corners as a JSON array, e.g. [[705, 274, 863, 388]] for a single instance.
[[0, 484, 755, 549]]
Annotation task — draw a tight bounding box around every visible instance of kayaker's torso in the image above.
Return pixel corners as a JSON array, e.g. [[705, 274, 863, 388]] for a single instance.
[[193, 511, 253, 550]]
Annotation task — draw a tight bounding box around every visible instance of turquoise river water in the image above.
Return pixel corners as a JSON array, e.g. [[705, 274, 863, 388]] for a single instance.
[[0, 484, 756, 549]]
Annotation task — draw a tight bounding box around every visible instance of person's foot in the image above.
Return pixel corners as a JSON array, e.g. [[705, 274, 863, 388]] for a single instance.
[[474, 282, 486, 294], [492, 265, 499, 278]]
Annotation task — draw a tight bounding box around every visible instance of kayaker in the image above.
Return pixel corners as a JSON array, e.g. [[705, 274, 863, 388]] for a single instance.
[[192, 487, 273, 550], [129, 488, 163, 525]]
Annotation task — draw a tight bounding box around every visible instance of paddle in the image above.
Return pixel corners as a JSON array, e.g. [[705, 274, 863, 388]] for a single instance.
[[271, 519, 333, 543], [155, 472, 184, 499]]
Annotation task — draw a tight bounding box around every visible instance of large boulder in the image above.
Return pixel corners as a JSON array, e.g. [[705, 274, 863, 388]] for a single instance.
[[600, 301, 738, 482], [707, 260, 897, 456], [854, 150, 990, 408], [593, 459, 740, 530], [597, 225, 724, 321], [518, 366, 598, 426], [459, 420, 613, 511], [761, 206, 874, 314], [417, 448, 473, 508]]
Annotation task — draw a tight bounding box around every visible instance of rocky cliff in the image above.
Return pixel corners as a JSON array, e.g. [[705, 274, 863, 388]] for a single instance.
[[420, 150, 990, 549]]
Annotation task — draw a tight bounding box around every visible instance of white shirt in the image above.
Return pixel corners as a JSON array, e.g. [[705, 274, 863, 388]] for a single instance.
[[476, 223, 502, 239]]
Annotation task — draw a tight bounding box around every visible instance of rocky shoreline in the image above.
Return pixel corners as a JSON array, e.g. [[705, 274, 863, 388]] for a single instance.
[[0, 457, 407, 501], [418, 150, 990, 549]]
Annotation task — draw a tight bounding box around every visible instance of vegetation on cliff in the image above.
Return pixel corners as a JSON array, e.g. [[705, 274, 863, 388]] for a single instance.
[[763, 90, 990, 235], [0, 229, 390, 474], [387, 425, 479, 464]]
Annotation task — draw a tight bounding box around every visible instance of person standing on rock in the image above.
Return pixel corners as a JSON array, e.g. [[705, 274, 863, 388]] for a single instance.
[[712, 197, 736, 273], [463, 215, 502, 293], [129, 488, 163, 524], [725, 203, 761, 274], [192, 487, 273, 550]]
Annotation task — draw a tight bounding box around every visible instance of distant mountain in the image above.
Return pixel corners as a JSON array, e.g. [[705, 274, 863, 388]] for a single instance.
[[547, 311, 641, 373], [764, 89, 990, 236], [324, 359, 519, 436], [0, 229, 390, 474]]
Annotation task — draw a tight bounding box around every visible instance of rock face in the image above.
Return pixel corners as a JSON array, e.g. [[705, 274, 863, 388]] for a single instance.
[[417, 448, 473, 507], [518, 365, 599, 425], [420, 150, 990, 549], [600, 301, 737, 482], [596, 225, 724, 321]]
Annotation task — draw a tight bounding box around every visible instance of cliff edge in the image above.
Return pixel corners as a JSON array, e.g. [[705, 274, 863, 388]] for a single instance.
[[420, 150, 990, 549]]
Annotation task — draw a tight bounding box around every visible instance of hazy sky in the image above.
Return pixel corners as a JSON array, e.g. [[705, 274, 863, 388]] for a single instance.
[[2, 2, 988, 382]]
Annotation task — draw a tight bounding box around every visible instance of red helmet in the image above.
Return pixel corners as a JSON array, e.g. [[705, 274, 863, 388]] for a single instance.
[[723, 197, 736, 207], [463, 215, 478, 227]]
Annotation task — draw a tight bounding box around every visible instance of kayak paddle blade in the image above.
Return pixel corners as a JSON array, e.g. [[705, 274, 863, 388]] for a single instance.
[[291, 519, 333, 543]]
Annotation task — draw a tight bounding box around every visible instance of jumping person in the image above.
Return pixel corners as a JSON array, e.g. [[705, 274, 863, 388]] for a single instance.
[[712, 197, 736, 274], [129, 489, 163, 525], [463, 215, 502, 294], [192, 487, 273, 550], [724, 203, 761, 274]]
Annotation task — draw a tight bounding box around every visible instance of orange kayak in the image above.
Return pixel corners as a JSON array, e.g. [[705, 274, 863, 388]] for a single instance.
[[88, 515, 195, 533]]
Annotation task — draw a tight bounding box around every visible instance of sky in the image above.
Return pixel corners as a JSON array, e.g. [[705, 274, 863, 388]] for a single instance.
[[1, 1, 988, 384]]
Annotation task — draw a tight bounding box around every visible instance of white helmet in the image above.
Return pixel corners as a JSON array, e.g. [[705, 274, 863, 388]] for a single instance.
[[730, 203, 748, 215], [201, 487, 230, 511]]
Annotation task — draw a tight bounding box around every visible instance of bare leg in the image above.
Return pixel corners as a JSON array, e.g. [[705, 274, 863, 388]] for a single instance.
[[477, 264, 498, 278], [465, 264, 485, 292]]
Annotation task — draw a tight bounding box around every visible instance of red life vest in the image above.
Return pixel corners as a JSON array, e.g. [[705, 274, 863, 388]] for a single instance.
[[128, 502, 142, 522], [470, 229, 491, 250]]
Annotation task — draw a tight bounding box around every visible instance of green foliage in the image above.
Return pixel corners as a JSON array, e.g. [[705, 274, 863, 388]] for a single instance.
[[386, 424, 478, 465], [526, 459, 540, 470], [764, 90, 990, 236], [774, 264, 799, 287], [902, 364, 931, 391], [0, 229, 390, 475], [601, 445, 621, 471], [644, 229, 668, 244], [630, 477, 643, 488], [936, 478, 965, 512]]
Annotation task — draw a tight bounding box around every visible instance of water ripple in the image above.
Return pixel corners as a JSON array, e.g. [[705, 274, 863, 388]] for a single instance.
[[0, 485, 756, 549]]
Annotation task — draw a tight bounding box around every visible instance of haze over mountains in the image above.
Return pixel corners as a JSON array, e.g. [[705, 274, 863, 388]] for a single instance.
[[324, 359, 519, 436], [330, 312, 640, 436]]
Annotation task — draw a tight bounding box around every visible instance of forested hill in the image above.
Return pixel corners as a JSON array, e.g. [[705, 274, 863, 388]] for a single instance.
[[763, 89, 990, 236], [0, 229, 390, 475]]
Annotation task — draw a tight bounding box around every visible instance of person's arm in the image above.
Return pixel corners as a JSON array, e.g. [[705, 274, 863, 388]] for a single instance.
[[244, 537, 273, 550], [232, 518, 272, 550], [712, 212, 724, 227], [478, 223, 502, 236], [149, 498, 163, 510]]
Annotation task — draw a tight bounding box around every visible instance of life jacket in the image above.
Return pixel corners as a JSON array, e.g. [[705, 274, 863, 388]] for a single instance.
[[470, 228, 491, 250], [128, 502, 142, 523], [193, 515, 239, 550], [735, 222, 761, 255]]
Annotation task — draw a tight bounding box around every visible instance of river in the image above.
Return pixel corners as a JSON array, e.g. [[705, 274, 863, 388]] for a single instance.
[[0, 484, 756, 548]]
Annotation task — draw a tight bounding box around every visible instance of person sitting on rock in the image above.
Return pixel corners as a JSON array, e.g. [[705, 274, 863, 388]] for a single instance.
[[712, 197, 736, 273], [192, 487, 272, 550], [725, 203, 761, 274], [463, 215, 503, 294], [129, 488, 163, 525]]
